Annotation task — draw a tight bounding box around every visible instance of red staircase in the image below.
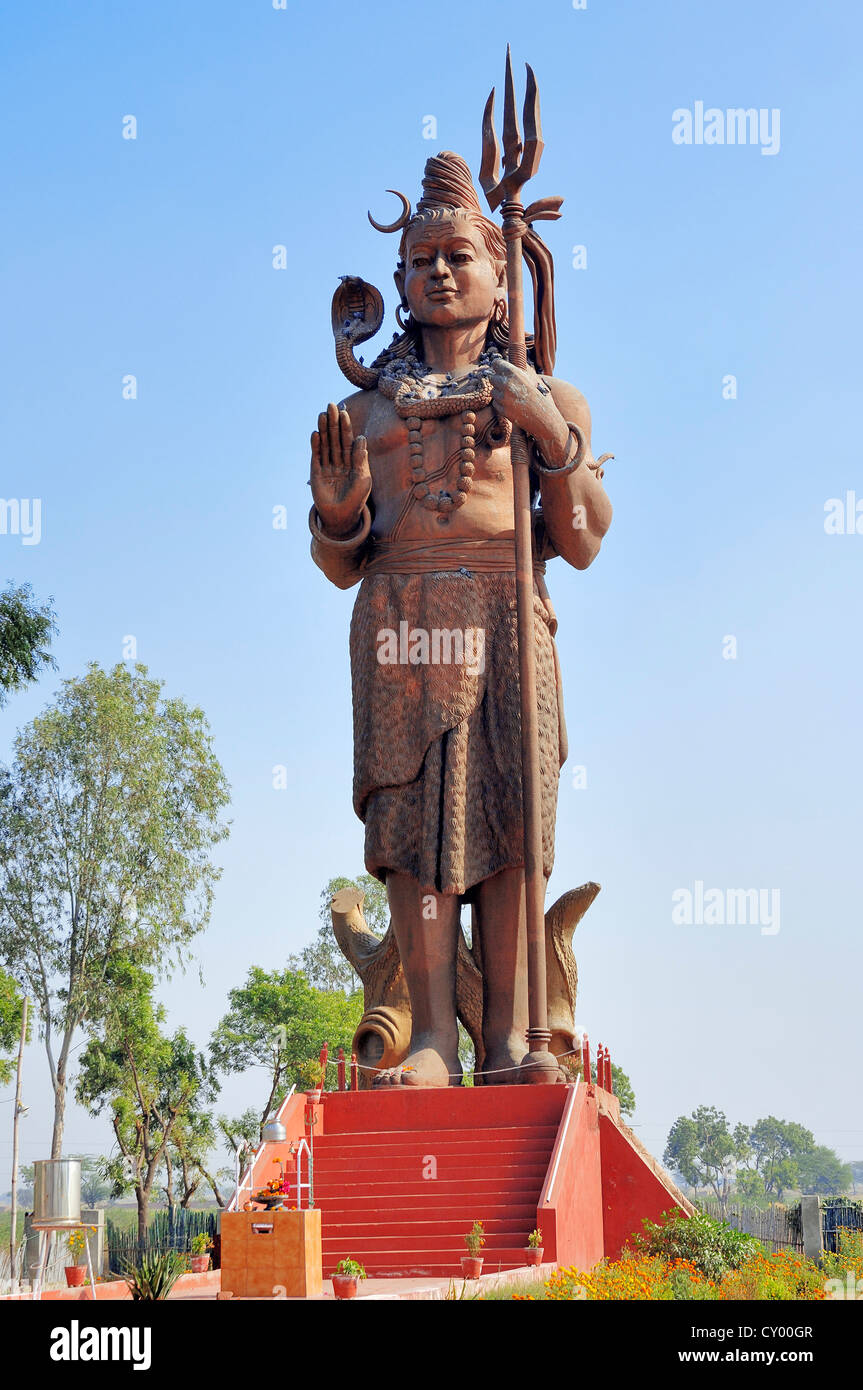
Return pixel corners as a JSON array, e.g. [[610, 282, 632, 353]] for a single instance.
[[310, 1087, 564, 1278]]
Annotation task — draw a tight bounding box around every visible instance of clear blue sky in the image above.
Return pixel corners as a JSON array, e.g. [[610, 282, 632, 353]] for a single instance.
[[1, 0, 861, 1183]]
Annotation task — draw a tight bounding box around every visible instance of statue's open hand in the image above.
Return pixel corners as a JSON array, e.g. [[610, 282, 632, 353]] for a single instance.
[[310, 403, 372, 537]]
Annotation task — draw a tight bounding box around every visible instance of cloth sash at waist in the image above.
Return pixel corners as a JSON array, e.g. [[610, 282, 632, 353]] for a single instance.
[[365, 537, 547, 576]]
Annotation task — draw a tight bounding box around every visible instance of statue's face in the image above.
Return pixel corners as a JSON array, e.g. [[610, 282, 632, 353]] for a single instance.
[[401, 215, 502, 330]]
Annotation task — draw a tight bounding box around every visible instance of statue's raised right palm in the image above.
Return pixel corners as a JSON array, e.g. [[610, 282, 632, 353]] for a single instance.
[[310, 402, 371, 537]]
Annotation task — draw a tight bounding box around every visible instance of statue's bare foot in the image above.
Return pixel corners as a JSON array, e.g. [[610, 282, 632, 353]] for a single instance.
[[373, 1036, 460, 1088], [480, 1034, 526, 1086]]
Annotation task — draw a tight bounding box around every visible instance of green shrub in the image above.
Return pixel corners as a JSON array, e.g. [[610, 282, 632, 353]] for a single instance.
[[632, 1208, 760, 1281]]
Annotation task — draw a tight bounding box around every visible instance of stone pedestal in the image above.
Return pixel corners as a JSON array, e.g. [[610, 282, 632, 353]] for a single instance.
[[221, 1209, 322, 1299]]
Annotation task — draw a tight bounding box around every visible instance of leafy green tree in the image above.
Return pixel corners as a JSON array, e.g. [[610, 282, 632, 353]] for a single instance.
[[75, 959, 218, 1244], [610, 1063, 636, 1118], [734, 1167, 770, 1208], [0, 662, 230, 1155], [210, 965, 363, 1126], [0, 582, 55, 708], [850, 1161, 863, 1195], [747, 1116, 815, 1199], [289, 874, 387, 992], [797, 1146, 853, 1196], [0, 966, 27, 1086], [663, 1106, 745, 1213]]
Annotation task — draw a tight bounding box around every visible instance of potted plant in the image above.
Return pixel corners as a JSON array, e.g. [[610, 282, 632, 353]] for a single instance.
[[332, 1257, 366, 1299], [525, 1228, 544, 1266], [189, 1232, 213, 1273], [64, 1227, 93, 1287], [461, 1220, 485, 1279]]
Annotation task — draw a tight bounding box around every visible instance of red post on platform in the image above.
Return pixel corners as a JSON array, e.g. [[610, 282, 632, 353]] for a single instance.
[[337, 1048, 346, 1092], [319, 1041, 329, 1092], [350, 1052, 359, 1092], [581, 1033, 592, 1091], [597, 1043, 604, 1088], [605, 1049, 613, 1093]]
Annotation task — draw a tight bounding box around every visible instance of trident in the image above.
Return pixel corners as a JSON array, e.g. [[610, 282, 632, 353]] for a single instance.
[[481, 50, 562, 1084]]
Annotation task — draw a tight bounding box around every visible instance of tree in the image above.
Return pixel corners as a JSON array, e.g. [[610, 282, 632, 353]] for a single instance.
[[747, 1116, 815, 1199], [0, 966, 27, 1086], [797, 1146, 853, 1196], [610, 1063, 636, 1119], [850, 1161, 863, 1195], [0, 662, 230, 1155], [75, 959, 218, 1244], [0, 582, 55, 708], [663, 1106, 744, 1213], [210, 966, 363, 1127], [288, 874, 388, 992]]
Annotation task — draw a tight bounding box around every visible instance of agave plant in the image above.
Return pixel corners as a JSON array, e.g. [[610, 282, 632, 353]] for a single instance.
[[123, 1250, 189, 1301]]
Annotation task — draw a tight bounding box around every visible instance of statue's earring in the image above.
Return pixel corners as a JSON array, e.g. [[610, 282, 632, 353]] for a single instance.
[[495, 298, 506, 323], [396, 298, 411, 331]]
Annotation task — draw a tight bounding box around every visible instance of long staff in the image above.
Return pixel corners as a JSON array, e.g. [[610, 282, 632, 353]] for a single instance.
[[480, 50, 560, 1082]]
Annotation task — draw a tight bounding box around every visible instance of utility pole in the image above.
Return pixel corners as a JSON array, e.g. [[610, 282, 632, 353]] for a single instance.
[[9, 996, 28, 1292]]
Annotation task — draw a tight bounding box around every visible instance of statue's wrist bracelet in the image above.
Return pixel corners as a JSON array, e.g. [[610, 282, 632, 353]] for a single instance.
[[309, 504, 372, 548], [532, 421, 587, 477]]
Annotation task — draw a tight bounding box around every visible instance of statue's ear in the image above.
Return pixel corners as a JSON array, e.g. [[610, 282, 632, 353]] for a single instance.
[[393, 268, 406, 302]]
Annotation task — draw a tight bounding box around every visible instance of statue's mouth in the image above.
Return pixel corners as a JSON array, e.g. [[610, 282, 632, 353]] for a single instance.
[[427, 288, 458, 300]]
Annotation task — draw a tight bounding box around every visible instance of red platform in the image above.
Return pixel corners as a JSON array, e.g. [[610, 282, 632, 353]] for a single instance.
[[236, 1082, 691, 1279]]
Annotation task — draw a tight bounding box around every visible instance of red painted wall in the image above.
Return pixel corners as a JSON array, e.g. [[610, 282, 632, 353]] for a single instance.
[[599, 1113, 687, 1259]]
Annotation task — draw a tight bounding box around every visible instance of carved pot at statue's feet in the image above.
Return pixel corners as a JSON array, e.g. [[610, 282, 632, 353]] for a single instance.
[[525, 1248, 544, 1267], [332, 1274, 360, 1300], [461, 1257, 484, 1280]]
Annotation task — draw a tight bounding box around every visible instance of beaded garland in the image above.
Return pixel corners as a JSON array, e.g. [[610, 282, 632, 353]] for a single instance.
[[378, 347, 510, 514]]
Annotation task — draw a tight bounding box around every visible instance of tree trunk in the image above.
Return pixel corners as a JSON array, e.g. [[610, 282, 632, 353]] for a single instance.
[[51, 1068, 66, 1159], [136, 1185, 149, 1252]]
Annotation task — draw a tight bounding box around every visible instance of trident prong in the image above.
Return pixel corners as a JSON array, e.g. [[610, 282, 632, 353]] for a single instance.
[[480, 46, 545, 213]]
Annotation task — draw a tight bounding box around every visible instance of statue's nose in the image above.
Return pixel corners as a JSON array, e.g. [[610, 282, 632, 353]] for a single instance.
[[430, 254, 450, 280]]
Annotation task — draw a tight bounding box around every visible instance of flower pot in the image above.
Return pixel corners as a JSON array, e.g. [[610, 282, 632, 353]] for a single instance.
[[525, 1247, 544, 1267], [332, 1274, 359, 1300], [189, 1254, 210, 1274], [461, 1256, 484, 1280], [65, 1265, 86, 1287], [305, 1089, 322, 1106]]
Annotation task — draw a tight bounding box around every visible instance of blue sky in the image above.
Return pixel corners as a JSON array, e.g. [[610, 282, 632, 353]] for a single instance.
[[1, 0, 861, 1182]]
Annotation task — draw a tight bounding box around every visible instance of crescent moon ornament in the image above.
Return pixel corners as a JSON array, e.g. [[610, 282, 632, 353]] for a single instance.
[[368, 190, 412, 234]]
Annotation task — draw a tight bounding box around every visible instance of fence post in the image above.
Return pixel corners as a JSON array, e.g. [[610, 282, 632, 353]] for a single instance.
[[800, 1195, 823, 1264], [337, 1048, 346, 1092], [581, 1034, 593, 1093], [350, 1052, 359, 1092]]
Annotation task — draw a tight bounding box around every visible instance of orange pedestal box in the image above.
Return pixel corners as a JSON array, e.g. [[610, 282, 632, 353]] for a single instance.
[[221, 1209, 322, 1299]]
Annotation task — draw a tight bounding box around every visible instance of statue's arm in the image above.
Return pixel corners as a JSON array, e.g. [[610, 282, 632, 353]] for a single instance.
[[309, 391, 375, 590], [535, 377, 612, 571]]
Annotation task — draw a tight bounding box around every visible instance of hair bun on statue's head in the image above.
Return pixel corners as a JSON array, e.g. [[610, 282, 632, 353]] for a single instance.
[[416, 151, 484, 215]]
